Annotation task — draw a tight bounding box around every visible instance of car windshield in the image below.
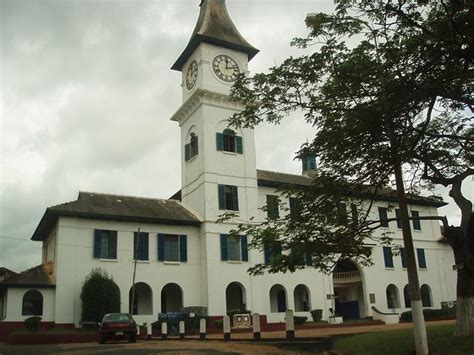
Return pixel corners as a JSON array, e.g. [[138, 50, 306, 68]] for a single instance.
[[103, 313, 131, 322]]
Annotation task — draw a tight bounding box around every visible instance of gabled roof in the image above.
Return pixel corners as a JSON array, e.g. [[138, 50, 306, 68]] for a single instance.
[[31, 192, 201, 241], [0, 262, 55, 288], [171, 0, 259, 71], [0, 267, 17, 282]]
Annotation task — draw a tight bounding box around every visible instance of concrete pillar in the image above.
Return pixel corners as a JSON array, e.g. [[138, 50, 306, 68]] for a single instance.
[[223, 315, 231, 341], [161, 322, 168, 340], [179, 320, 185, 340], [252, 313, 261, 340], [285, 309, 295, 340], [199, 318, 206, 340], [146, 323, 152, 340]]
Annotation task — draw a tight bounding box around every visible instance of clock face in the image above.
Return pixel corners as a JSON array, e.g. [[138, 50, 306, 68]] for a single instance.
[[186, 61, 198, 90], [212, 55, 240, 82]]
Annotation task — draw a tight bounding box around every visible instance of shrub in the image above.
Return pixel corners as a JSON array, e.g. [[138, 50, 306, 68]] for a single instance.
[[310, 309, 323, 322], [214, 319, 223, 329], [24, 316, 41, 332], [80, 268, 121, 324], [294, 316, 307, 325], [400, 308, 454, 322]]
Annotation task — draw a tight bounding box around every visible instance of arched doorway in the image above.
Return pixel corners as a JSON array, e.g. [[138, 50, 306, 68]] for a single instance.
[[161, 283, 183, 313], [269, 284, 287, 313], [129, 282, 153, 315], [386, 284, 400, 309], [332, 259, 365, 319], [420, 284, 432, 307], [294, 284, 311, 311], [225, 282, 246, 312]]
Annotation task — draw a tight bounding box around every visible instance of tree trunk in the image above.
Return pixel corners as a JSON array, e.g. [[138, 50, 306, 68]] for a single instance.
[[393, 162, 428, 355], [446, 213, 474, 336]]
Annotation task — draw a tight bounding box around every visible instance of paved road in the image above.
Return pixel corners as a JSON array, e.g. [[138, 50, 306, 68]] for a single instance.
[[0, 320, 455, 354]]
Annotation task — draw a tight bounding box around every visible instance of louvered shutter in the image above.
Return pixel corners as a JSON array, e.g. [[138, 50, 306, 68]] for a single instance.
[[184, 143, 190, 161], [220, 234, 228, 261], [218, 184, 225, 210], [158, 234, 165, 261], [236, 136, 243, 154], [216, 133, 224, 151], [93, 229, 101, 259], [110, 231, 117, 259], [180, 235, 187, 262], [241, 235, 248, 262]]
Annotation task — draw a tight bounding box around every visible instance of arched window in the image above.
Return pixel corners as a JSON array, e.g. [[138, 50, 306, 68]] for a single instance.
[[22, 290, 43, 316], [420, 284, 432, 307], [216, 129, 243, 154], [184, 133, 198, 161], [403, 284, 411, 308], [225, 282, 247, 313], [386, 284, 400, 309]]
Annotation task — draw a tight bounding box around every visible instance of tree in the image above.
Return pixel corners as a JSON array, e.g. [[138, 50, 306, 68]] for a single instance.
[[80, 268, 121, 324], [228, 0, 473, 349]]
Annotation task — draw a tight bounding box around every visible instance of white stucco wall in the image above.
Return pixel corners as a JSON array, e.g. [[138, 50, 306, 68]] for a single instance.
[[2, 288, 55, 322]]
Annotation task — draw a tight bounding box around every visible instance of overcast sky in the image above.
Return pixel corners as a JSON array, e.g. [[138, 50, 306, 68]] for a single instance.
[[1, 0, 471, 273]]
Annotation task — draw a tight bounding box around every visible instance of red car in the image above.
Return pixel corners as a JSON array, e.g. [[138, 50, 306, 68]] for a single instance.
[[99, 313, 137, 344]]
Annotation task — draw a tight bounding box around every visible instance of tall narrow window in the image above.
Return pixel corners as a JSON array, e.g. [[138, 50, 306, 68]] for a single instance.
[[134, 232, 149, 261], [93, 229, 118, 260], [289, 197, 301, 218], [395, 209, 402, 229], [185, 133, 198, 161], [383, 247, 394, 268], [266, 195, 279, 219], [400, 247, 407, 268], [264, 242, 282, 264], [412, 211, 421, 230], [378, 207, 388, 227], [22, 290, 43, 316], [216, 129, 243, 154], [218, 184, 239, 211], [420, 284, 432, 307], [417, 248, 427, 269]]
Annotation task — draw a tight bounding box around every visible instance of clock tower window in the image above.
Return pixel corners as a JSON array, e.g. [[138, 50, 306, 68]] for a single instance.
[[185, 133, 199, 161], [216, 129, 243, 154]]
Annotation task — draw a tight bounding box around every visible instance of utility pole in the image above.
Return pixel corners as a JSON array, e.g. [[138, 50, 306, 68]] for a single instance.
[[130, 227, 140, 315]]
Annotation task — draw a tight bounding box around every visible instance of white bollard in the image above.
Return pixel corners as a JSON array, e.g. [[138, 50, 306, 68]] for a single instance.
[[252, 313, 261, 340], [199, 318, 206, 340], [223, 315, 231, 341], [179, 320, 185, 339], [161, 322, 168, 340], [147, 323, 152, 339], [285, 309, 295, 340]]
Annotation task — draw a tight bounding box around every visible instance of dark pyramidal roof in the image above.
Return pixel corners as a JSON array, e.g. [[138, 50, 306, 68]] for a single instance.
[[31, 192, 201, 241], [171, 0, 259, 71]]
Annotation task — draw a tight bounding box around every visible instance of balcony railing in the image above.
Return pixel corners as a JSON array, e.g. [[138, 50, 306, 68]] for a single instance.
[[333, 271, 360, 280]]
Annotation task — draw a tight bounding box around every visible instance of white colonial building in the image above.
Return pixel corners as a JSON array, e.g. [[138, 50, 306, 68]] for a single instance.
[[0, 0, 456, 333]]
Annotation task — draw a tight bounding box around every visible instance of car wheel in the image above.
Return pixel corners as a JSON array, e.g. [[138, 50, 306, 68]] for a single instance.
[[128, 334, 136, 343]]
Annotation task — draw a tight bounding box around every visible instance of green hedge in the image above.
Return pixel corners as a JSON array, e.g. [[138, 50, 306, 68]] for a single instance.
[[294, 316, 307, 325], [24, 317, 41, 332], [400, 308, 453, 322]]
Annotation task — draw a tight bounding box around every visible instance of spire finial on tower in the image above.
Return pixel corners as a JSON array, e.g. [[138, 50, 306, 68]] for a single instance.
[[171, 0, 259, 71]]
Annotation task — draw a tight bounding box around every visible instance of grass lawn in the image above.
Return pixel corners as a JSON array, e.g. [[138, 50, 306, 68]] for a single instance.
[[333, 324, 474, 355]]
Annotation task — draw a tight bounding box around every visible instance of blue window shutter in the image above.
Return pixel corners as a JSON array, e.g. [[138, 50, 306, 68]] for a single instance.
[[110, 231, 117, 259], [236, 136, 243, 154], [309, 157, 316, 170], [158, 234, 165, 261], [241, 235, 248, 262], [395, 209, 402, 228], [216, 133, 224, 151], [264, 243, 271, 264], [180, 235, 188, 262], [93, 229, 101, 258], [184, 143, 190, 161], [220, 234, 228, 261], [218, 185, 225, 210], [142, 233, 149, 261], [401, 248, 407, 268], [383, 247, 393, 268], [232, 186, 239, 211], [417, 248, 426, 268]]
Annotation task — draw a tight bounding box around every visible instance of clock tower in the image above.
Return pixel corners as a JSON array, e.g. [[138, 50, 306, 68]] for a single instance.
[[170, 0, 259, 314]]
